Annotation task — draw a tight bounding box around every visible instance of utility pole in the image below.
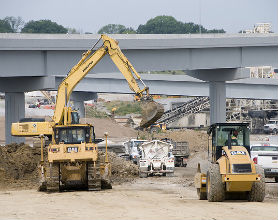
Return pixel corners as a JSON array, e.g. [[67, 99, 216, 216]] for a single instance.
[[199, 0, 202, 34]]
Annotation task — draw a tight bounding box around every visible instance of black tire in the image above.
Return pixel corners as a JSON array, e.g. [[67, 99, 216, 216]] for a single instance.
[[206, 163, 225, 202], [275, 177, 278, 183], [197, 188, 207, 200], [273, 129, 277, 135], [248, 165, 265, 202]]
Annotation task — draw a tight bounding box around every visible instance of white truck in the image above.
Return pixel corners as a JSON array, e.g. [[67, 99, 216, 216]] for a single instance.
[[250, 144, 278, 182], [264, 119, 278, 134], [139, 140, 175, 178], [123, 139, 148, 164]]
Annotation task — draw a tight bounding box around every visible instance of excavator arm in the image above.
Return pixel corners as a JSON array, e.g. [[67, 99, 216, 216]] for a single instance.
[[54, 34, 152, 125], [11, 35, 163, 137]]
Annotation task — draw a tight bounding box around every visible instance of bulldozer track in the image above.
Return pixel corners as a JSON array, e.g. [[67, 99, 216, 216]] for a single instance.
[[45, 162, 60, 192], [87, 161, 101, 191]]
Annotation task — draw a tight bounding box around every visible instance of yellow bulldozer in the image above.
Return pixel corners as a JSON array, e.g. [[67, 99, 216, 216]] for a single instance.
[[11, 34, 164, 192], [195, 123, 265, 202]]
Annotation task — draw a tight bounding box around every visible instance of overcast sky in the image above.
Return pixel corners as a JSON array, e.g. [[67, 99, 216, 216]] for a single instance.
[[1, 0, 277, 33]]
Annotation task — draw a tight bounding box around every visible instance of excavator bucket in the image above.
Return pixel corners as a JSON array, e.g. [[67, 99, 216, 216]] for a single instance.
[[140, 101, 164, 128]]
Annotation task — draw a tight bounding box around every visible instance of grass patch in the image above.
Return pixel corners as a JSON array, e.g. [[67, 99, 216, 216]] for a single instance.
[[104, 101, 142, 116]]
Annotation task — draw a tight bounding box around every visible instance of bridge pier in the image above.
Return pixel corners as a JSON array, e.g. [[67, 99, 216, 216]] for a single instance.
[[71, 92, 98, 118], [5, 92, 25, 144], [209, 81, 226, 124], [187, 68, 249, 125]]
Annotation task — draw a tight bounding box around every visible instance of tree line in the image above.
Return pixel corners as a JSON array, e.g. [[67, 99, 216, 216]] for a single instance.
[[0, 15, 225, 34]]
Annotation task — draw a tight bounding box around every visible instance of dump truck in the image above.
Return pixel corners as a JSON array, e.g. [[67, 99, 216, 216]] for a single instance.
[[139, 140, 174, 178], [11, 34, 164, 192], [195, 123, 265, 202], [172, 141, 190, 167], [161, 138, 190, 167]]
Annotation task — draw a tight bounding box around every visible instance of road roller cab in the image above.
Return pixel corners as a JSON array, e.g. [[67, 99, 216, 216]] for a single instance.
[[194, 123, 265, 202]]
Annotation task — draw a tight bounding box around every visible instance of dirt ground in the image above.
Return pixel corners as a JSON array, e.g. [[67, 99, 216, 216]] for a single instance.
[[0, 167, 277, 220], [0, 114, 277, 220]]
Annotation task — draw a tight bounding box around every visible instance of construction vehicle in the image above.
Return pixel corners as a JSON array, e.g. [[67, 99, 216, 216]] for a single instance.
[[139, 140, 174, 178], [123, 139, 148, 164], [11, 34, 164, 192], [160, 138, 190, 167], [194, 123, 265, 202]]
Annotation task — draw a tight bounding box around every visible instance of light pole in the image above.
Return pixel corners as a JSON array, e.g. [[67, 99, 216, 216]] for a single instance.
[[199, 0, 202, 34]]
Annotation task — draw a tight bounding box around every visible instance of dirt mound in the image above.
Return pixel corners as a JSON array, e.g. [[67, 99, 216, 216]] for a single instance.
[[80, 118, 137, 138], [0, 143, 41, 189], [99, 151, 139, 184], [153, 129, 208, 152], [0, 143, 138, 190]]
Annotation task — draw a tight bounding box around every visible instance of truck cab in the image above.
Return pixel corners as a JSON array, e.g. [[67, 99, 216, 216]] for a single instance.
[[123, 139, 148, 164], [264, 119, 278, 134], [250, 144, 278, 182]]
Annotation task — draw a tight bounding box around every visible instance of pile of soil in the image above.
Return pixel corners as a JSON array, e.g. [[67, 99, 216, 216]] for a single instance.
[[0, 143, 41, 189], [0, 143, 138, 190], [152, 129, 208, 152], [99, 151, 139, 184], [80, 118, 137, 138]]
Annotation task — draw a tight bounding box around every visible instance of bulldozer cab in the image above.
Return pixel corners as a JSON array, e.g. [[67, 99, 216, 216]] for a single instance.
[[53, 125, 102, 144], [207, 123, 250, 162]]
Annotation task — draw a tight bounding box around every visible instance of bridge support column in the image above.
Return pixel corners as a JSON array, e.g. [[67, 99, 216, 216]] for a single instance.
[[5, 92, 25, 144], [209, 81, 226, 124], [71, 92, 98, 118], [73, 100, 85, 118], [187, 68, 249, 125]]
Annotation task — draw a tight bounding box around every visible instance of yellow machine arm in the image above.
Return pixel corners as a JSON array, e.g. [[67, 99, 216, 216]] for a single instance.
[[53, 34, 150, 125], [11, 34, 163, 137]]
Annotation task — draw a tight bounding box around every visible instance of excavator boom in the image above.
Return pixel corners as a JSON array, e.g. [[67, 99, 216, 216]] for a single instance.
[[53, 34, 162, 127], [11, 34, 163, 137]]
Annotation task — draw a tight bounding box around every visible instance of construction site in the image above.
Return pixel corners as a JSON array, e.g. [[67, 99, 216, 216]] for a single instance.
[[0, 27, 278, 219]]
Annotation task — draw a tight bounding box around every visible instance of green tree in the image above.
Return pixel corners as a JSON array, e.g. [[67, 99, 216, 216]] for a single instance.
[[98, 24, 135, 34], [0, 19, 13, 33], [137, 16, 185, 34], [137, 15, 225, 34], [21, 20, 67, 33], [206, 28, 225, 33], [4, 16, 24, 32], [67, 27, 81, 34]]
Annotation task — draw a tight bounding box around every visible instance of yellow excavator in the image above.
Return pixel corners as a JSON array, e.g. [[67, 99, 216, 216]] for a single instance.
[[11, 34, 164, 192]]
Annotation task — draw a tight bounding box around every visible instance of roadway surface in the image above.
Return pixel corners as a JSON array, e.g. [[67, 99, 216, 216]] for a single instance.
[[0, 167, 276, 220]]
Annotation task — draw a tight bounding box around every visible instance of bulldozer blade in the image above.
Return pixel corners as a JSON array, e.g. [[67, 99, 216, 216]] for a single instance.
[[140, 101, 164, 128]]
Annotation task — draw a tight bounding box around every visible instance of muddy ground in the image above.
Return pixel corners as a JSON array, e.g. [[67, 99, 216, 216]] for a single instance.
[[0, 167, 277, 220]]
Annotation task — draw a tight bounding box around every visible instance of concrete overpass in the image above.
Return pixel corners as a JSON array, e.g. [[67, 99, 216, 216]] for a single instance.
[[0, 33, 277, 143], [1, 74, 277, 100]]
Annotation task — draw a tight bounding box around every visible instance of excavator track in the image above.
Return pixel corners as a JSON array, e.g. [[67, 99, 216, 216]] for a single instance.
[[140, 101, 164, 128], [87, 161, 101, 191], [45, 162, 60, 192]]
